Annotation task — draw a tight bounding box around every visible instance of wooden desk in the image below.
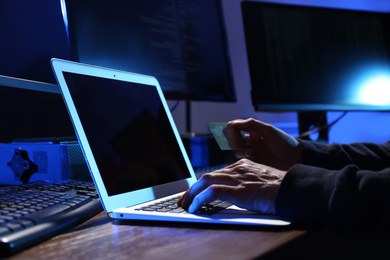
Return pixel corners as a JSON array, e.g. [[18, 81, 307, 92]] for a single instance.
[[7, 211, 306, 260]]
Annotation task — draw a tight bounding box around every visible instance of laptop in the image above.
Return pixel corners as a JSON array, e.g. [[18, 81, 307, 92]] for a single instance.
[[51, 58, 292, 227]]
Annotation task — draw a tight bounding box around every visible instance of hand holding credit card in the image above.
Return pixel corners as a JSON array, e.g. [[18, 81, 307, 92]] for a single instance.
[[207, 122, 249, 150]]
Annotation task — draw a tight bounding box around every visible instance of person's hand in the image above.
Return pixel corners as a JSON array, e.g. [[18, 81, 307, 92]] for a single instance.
[[230, 118, 302, 171], [178, 159, 286, 215]]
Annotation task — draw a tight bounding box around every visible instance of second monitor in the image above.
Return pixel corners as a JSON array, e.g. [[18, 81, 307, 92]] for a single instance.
[[64, 0, 235, 102]]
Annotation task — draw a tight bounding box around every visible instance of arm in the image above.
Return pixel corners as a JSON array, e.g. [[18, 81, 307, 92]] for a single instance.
[[179, 118, 390, 231], [178, 118, 295, 215], [276, 140, 390, 231], [276, 164, 390, 232], [299, 139, 390, 171]]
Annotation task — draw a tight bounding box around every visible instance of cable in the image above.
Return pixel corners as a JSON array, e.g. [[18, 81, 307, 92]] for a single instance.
[[170, 100, 180, 112], [298, 111, 348, 139]]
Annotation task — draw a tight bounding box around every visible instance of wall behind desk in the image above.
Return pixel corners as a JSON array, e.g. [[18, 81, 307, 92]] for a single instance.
[[171, 0, 390, 145]]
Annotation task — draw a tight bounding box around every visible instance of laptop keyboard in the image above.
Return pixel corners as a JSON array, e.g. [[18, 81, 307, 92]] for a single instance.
[[135, 195, 232, 215], [0, 180, 102, 256], [133, 164, 234, 215]]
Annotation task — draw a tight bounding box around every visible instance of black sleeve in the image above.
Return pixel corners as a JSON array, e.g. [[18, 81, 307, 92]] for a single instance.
[[299, 139, 390, 171], [275, 140, 390, 232]]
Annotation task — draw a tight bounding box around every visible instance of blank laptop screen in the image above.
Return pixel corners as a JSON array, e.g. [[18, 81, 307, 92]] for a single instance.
[[63, 72, 191, 196]]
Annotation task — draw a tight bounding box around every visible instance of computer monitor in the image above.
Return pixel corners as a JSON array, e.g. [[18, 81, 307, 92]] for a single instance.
[[0, 76, 75, 143], [241, 1, 390, 140], [64, 0, 236, 102], [0, 1, 71, 85], [242, 1, 390, 111], [0, 2, 76, 143]]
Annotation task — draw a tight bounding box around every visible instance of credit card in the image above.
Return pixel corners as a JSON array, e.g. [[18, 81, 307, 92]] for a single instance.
[[207, 122, 248, 150]]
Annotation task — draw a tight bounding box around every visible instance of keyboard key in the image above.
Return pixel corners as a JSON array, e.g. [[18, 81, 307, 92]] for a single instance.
[[0, 227, 11, 236], [170, 208, 186, 214], [25, 204, 71, 224]]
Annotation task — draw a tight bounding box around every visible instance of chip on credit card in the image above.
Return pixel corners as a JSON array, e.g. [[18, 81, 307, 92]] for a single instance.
[[207, 122, 248, 150]]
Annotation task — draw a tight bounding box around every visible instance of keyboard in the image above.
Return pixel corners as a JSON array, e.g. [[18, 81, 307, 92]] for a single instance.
[[135, 195, 232, 215], [0, 180, 102, 256]]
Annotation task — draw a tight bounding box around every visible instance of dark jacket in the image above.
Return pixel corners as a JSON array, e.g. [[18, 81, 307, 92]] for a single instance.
[[275, 139, 390, 232]]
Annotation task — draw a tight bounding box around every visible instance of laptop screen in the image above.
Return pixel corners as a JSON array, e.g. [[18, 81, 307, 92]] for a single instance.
[[62, 72, 191, 196]]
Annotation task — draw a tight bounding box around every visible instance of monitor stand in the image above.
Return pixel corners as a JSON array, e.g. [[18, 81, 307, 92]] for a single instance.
[[298, 111, 329, 143], [186, 101, 192, 133]]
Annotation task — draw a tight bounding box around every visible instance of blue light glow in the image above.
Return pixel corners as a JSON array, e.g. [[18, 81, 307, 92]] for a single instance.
[[357, 74, 390, 105], [60, 0, 70, 44], [347, 66, 390, 106]]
